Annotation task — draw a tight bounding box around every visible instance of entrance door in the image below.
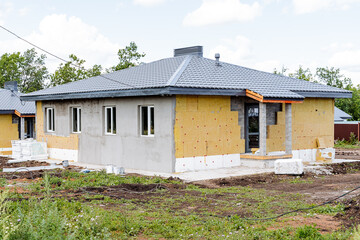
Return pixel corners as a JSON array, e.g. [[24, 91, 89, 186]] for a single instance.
[[25, 118, 34, 138], [245, 104, 259, 152]]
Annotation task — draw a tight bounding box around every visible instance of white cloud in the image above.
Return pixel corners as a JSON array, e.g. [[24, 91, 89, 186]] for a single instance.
[[293, 0, 360, 14], [208, 35, 284, 73], [343, 70, 360, 85], [321, 42, 355, 52], [253, 60, 281, 73], [183, 0, 262, 27], [329, 50, 360, 71], [208, 35, 253, 64], [18, 7, 29, 16], [133, 0, 166, 6], [326, 47, 360, 84], [0, 14, 121, 72], [0, 1, 13, 24]]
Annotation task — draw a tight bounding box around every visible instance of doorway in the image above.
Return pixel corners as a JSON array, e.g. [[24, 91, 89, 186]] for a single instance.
[[25, 117, 35, 139], [245, 103, 259, 153]]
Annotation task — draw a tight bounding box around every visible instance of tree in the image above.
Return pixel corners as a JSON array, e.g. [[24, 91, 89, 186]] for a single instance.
[[335, 88, 360, 121], [316, 67, 353, 89], [49, 54, 102, 87], [0, 49, 48, 93], [20, 49, 49, 93], [108, 42, 145, 72], [289, 65, 314, 82], [273, 66, 288, 76], [275, 65, 359, 120]]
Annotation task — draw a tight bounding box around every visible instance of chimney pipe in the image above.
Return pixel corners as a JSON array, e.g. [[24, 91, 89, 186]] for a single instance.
[[4, 81, 18, 92], [174, 46, 203, 57], [215, 53, 220, 66]]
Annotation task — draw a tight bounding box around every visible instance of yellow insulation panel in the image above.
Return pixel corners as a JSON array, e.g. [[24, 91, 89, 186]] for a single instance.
[[174, 95, 245, 158], [267, 98, 334, 153], [0, 114, 18, 154], [36, 101, 79, 150]]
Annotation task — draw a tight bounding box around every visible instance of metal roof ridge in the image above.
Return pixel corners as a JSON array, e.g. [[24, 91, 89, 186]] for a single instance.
[[166, 55, 192, 86]]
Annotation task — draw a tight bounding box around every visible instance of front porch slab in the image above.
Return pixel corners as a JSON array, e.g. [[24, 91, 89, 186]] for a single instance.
[[240, 154, 293, 160]]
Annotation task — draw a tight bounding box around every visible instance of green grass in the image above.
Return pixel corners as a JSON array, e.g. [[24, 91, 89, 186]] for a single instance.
[[25, 169, 183, 192], [281, 178, 314, 184], [0, 178, 7, 187], [0, 170, 353, 239], [334, 141, 360, 149]]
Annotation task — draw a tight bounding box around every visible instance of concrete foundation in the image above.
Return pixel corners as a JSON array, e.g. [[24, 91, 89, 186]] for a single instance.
[[48, 148, 78, 161], [240, 158, 276, 168], [291, 148, 335, 162], [175, 154, 241, 172], [274, 159, 304, 175]]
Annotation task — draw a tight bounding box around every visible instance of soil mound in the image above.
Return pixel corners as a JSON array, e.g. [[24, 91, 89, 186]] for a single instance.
[[328, 161, 360, 175], [336, 196, 360, 228], [0, 156, 49, 168]]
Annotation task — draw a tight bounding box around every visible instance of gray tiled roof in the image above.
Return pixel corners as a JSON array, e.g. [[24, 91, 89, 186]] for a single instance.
[[0, 89, 35, 114], [23, 55, 351, 100], [334, 107, 352, 121]]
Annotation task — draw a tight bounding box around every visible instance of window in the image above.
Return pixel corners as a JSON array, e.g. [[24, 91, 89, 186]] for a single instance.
[[105, 106, 116, 135], [71, 107, 81, 133], [46, 107, 55, 132], [140, 106, 154, 136]]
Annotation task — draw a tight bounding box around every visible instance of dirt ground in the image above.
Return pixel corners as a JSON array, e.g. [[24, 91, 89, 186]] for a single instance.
[[196, 171, 360, 202], [0, 156, 78, 179], [336, 148, 360, 160], [0, 156, 49, 169], [1, 155, 360, 233]]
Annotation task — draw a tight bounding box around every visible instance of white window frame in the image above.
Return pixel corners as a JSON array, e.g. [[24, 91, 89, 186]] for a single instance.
[[46, 107, 55, 132], [71, 107, 81, 133], [140, 105, 154, 137], [104, 106, 116, 135]]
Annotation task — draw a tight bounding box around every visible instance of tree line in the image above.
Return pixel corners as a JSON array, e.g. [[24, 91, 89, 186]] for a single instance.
[[0, 43, 358, 120], [274, 66, 359, 121], [0, 41, 145, 93]]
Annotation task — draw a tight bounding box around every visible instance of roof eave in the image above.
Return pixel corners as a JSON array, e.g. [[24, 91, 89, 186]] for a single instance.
[[20, 87, 352, 102], [0, 110, 15, 114], [20, 87, 247, 101], [294, 91, 352, 99]]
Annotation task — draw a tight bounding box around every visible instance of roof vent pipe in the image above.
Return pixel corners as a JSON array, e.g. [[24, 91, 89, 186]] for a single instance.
[[215, 53, 220, 66]]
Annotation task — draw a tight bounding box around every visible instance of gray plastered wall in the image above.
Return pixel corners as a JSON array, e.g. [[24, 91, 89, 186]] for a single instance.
[[42, 96, 176, 172]]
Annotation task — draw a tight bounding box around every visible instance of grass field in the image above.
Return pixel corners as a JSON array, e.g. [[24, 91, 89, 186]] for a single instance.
[[0, 169, 357, 239]]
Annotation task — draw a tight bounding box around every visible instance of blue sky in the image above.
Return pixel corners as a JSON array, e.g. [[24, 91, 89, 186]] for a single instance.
[[0, 0, 360, 84]]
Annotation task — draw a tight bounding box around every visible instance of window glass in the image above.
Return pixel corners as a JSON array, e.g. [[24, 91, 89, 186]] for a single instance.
[[48, 109, 52, 130], [46, 108, 55, 132], [141, 106, 148, 135], [72, 107, 81, 133], [106, 107, 112, 134], [73, 108, 78, 132], [105, 107, 116, 135], [140, 106, 154, 136], [79, 108, 81, 132], [52, 109, 55, 130], [112, 107, 116, 134], [150, 107, 154, 135]]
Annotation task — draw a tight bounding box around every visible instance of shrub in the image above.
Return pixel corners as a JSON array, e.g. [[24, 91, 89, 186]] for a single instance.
[[353, 225, 360, 240], [293, 225, 322, 239], [349, 132, 358, 145]]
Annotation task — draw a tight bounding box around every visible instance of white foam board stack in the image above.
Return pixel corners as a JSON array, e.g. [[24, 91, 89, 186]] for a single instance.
[[11, 139, 48, 161]]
